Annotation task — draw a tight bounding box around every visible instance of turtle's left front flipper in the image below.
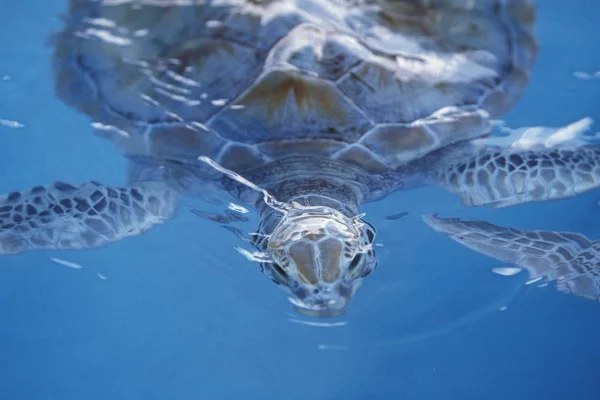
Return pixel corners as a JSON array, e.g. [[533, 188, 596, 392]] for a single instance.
[[423, 215, 600, 301], [430, 144, 600, 207], [0, 181, 179, 254]]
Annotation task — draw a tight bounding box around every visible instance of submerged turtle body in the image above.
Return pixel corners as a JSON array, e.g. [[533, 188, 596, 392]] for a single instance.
[[55, 0, 536, 184], [3, 0, 600, 315]]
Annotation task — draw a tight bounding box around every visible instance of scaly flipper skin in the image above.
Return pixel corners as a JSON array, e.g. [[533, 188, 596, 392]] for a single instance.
[[423, 215, 600, 301], [431, 145, 600, 207], [0, 181, 178, 254]]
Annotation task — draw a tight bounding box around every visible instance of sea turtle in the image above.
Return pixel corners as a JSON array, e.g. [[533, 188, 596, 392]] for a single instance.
[[2, 0, 600, 316]]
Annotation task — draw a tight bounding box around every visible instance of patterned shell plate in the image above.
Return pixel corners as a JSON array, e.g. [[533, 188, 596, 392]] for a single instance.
[[53, 0, 537, 173]]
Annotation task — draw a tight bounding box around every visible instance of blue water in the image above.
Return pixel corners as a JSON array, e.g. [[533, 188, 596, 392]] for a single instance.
[[1, 1, 600, 399]]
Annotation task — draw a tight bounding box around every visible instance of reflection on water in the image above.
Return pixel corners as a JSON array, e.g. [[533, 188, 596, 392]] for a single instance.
[[425, 214, 600, 302], [0, 0, 599, 319], [574, 70, 600, 80]]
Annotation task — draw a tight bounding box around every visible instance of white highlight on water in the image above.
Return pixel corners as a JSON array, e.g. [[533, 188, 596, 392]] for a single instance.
[[165, 70, 201, 87], [139, 93, 161, 107], [189, 121, 209, 131], [205, 20, 224, 28], [0, 119, 24, 128], [51, 258, 83, 270], [491, 267, 523, 276], [288, 318, 347, 327], [228, 203, 249, 214], [147, 74, 192, 95], [525, 276, 543, 285], [478, 117, 598, 150], [198, 156, 289, 212], [154, 87, 201, 107], [211, 99, 228, 107], [91, 122, 130, 138], [573, 70, 600, 80], [317, 344, 348, 351], [79, 28, 132, 46], [83, 18, 116, 28], [133, 29, 149, 37], [235, 247, 272, 263]]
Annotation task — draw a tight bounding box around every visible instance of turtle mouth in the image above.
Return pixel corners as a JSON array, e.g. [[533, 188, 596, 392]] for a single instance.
[[287, 291, 350, 318]]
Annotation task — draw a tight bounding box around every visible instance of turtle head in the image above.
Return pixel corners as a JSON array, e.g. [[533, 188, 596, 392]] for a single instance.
[[262, 202, 377, 317], [197, 155, 377, 317]]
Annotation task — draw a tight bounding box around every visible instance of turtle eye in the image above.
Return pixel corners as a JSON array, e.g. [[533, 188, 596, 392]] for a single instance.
[[360, 265, 374, 278], [348, 254, 363, 274], [362, 221, 375, 243], [269, 263, 289, 285], [272, 263, 288, 278]]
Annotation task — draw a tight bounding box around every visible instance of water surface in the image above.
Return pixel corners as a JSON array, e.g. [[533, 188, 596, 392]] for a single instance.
[[1, 1, 599, 399]]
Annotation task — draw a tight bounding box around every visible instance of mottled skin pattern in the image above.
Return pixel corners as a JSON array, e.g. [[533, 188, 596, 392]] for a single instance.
[[428, 145, 600, 208], [1, 0, 600, 314], [0, 181, 178, 254]]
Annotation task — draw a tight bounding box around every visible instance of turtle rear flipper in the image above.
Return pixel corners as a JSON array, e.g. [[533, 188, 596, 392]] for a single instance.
[[0, 181, 178, 254], [423, 215, 600, 301], [430, 144, 600, 208]]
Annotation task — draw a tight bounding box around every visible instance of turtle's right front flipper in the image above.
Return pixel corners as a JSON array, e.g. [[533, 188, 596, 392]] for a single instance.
[[430, 145, 600, 208], [0, 181, 178, 254]]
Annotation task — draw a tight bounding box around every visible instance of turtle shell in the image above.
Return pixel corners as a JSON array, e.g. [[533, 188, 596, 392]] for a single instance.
[[53, 0, 537, 173]]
